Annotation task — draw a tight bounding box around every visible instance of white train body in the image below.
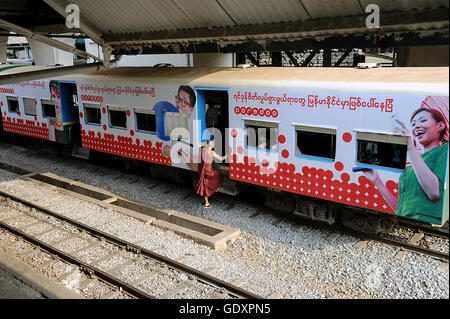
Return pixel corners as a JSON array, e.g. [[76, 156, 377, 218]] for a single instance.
[[1, 66, 448, 226]]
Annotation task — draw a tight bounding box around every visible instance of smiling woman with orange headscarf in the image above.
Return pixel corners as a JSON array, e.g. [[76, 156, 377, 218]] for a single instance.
[[363, 104, 449, 225]]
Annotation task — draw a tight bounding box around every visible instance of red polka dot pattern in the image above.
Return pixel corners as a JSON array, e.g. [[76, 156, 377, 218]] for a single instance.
[[81, 130, 171, 166], [281, 149, 289, 158], [231, 129, 238, 138], [342, 132, 352, 143], [81, 95, 103, 103], [234, 106, 278, 118], [334, 161, 344, 171], [229, 155, 398, 214], [278, 135, 286, 144], [1, 114, 49, 140]]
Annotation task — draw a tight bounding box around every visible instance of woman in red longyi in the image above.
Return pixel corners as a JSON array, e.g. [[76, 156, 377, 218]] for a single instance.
[[196, 139, 227, 208]]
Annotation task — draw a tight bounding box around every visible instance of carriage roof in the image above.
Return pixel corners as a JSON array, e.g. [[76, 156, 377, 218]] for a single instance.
[[2, 66, 448, 95]]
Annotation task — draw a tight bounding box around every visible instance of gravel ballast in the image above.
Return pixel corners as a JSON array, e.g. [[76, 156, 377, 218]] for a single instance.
[[0, 143, 448, 299]]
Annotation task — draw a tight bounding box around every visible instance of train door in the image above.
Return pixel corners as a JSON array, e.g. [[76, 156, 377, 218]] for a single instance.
[[196, 88, 229, 169], [196, 88, 239, 195], [58, 81, 80, 145]]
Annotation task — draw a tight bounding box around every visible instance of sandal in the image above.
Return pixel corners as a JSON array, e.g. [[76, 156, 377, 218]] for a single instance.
[[205, 204, 211, 208]]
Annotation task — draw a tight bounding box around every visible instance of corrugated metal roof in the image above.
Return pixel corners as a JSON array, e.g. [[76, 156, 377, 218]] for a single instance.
[[5, 0, 448, 53], [66, 0, 449, 34]]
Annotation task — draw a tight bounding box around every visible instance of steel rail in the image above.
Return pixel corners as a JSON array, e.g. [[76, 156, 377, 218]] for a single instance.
[[397, 220, 449, 239], [0, 151, 447, 261], [0, 190, 262, 299], [0, 219, 153, 299], [210, 193, 450, 261], [212, 196, 450, 261]]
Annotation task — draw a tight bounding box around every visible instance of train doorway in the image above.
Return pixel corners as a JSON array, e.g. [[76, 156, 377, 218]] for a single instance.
[[58, 81, 81, 145], [196, 89, 229, 168]]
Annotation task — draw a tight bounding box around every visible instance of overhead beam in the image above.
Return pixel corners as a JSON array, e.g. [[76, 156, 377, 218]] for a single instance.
[[285, 51, 300, 67], [301, 50, 319, 67], [334, 48, 353, 66], [113, 30, 448, 55], [0, 61, 118, 85], [43, 0, 115, 64], [245, 52, 259, 66], [0, 17, 103, 63], [0, 33, 88, 39], [103, 8, 448, 45]]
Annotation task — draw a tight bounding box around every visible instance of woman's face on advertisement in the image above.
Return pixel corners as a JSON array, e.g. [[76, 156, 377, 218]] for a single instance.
[[411, 110, 444, 146], [176, 90, 193, 115]]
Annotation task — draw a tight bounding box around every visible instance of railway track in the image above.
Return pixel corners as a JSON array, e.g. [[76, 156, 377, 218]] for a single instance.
[[211, 194, 449, 261], [0, 143, 448, 263], [0, 192, 262, 299]]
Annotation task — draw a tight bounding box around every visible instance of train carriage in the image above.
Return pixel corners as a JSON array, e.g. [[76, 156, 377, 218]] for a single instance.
[[1, 65, 448, 231]]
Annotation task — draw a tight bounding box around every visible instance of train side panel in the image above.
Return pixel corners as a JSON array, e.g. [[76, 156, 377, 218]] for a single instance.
[[76, 81, 199, 170], [228, 88, 449, 225], [1, 81, 55, 141]]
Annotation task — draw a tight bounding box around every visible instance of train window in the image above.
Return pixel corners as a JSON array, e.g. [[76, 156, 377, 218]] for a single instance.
[[7, 96, 19, 113], [295, 126, 336, 160], [108, 106, 127, 129], [42, 99, 56, 118], [23, 97, 37, 116], [165, 112, 190, 140], [84, 104, 101, 124], [356, 132, 408, 169], [245, 120, 279, 151], [135, 109, 156, 133]]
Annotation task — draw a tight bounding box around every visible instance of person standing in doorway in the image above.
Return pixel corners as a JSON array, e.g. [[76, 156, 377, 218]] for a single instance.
[[195, 138, 227, 208]]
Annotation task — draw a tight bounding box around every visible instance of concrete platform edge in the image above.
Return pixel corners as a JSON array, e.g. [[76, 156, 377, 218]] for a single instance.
[[0, 250, 82, 299]]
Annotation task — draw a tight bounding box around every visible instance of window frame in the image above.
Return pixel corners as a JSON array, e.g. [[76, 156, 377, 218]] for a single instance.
[[83, 103, 102, 126], [355, 130, 408, 172], [134, 108, 156, 135], [244, 119, 279, 153], [165, 111, 190, 140], [41, 99, 56, 119], [294, 124, 337, 162], [107, 105, 128, 130], [6, 96, 19, 114], [23, 96, 37, 116]]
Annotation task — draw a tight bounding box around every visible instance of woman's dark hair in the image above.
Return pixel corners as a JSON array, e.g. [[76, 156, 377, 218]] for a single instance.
[[49, 80, 59, 95], [410, 108, 447, 142], [178, 85, 196, 108]]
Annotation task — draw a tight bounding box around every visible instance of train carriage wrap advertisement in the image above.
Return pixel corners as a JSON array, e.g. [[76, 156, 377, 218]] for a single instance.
[[2, 79, 449, 226], [228, 89, 449, 226], [0, 80, 56, 142], [77, 82, 197, 171]]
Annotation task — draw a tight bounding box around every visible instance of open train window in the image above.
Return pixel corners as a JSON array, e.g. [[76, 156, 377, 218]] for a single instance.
[[23, 97, 37, 116], [42, 99, 56, 118], [295, 125, 336, 160], [165, 112, 189, 140], [7, 96, 19, 113], [135, 109, 156, 133], [356, 132, 408, 170], [245, 120, 279, 151], [108, 106, 127, 129], [84, 103, 101, 124]]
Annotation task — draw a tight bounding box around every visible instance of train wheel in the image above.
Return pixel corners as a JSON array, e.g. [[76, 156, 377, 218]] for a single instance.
[[264, 192, 296, 214]]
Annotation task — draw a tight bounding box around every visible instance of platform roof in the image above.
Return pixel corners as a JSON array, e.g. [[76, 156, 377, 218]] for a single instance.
[[0, 0, 449, 55]]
